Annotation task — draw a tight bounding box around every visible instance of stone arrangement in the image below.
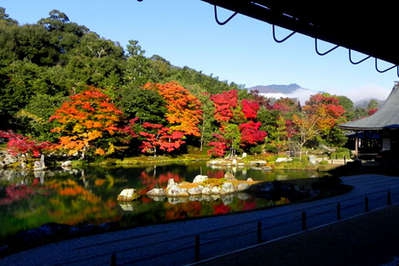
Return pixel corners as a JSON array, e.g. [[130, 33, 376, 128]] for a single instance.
[[117, 174, 259, 202]]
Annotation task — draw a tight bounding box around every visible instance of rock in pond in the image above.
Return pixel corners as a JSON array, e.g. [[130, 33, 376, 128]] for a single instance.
[[117, 188, 141, 201]]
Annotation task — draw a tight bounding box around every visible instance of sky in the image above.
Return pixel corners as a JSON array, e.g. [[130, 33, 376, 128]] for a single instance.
[[2, 0, 398, 102]]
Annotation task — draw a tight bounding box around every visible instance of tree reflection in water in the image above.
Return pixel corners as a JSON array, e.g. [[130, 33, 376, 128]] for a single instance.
[[0, 164, 327, 253]]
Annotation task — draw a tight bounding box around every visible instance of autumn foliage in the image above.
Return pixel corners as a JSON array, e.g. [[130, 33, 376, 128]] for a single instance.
[[0, 80, 350, 160], [49, 86, 124, 157], [139, 122, 185, 155], [143, 81, 202, 137], [302, 93, 345, 132], [292, 93, 346, 150], [241, 99, 259, 120], [239, 121, 267, 146], [208, 89, 267, 156], [210, 89, 238, 123], [0, 130, 51, 157]]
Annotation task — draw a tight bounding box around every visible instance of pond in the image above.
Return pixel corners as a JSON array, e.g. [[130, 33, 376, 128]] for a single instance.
[[0, 162, 335, 254]]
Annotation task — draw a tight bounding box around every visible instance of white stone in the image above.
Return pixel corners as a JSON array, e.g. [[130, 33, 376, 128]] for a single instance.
[[167, 178, 176, 187], [146, 188, 165, 196], [237, 182, 249, 191], [188, 186, 203, 195], [221, 182, 235, 194], [192, 175, 208, 183], [117, 188, 140, 201], [166, 181, 188, 197], [211, 186, 220, 194], [202, 186, 212, 195], [276, 157, 292, 163]]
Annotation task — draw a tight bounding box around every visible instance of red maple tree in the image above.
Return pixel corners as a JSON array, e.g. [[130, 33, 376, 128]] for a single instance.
[[0, 130, 51, 157], [239, 121, 267, 146], [139, 122, 185, 156], [210, 90, 238, 123], [241, 99, 259, 120], [207, 133, 228, 157]]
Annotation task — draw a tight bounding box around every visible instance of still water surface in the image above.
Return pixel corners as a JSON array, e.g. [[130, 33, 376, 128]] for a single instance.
[[0, 163, 326, 243]]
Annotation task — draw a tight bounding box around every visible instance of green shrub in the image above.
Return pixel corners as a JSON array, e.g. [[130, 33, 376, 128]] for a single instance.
[[330, 147, 351, 159]]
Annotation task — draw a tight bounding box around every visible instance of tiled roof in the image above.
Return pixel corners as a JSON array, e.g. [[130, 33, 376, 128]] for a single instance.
[[339, 84, 399, 130]]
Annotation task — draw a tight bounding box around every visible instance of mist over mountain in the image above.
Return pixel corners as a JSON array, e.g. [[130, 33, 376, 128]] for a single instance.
[[354, 99, 384, 108], [248, 83, 385, 107], [248, 83, 320, 104], [249, 83, 302, 94]]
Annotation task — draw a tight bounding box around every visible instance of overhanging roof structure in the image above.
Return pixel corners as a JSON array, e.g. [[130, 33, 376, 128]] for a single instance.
[[202, 1, 399, 75], [339, 84, 399, 131]]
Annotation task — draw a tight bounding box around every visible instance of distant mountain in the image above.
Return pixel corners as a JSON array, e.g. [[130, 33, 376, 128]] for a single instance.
[[248, 83, 320, 104]]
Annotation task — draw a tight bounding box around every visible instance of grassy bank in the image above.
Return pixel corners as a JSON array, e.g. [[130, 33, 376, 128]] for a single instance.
[[76, 152, 343, 174]]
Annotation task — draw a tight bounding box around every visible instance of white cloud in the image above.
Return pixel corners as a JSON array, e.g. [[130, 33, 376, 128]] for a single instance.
[[260, 88, 317, 105], [328, 84, 392, 102], [259, 83, 394, 106]]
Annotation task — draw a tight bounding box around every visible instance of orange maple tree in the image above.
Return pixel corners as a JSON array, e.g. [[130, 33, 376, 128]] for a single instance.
[[144, 81, 202, 137], [292, 93, 345, 154], [49, 86, 124, 157], [302, 93, 345, 132]]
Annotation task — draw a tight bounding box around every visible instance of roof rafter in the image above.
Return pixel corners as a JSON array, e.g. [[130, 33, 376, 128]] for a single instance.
[[203, 0, 399, 73]]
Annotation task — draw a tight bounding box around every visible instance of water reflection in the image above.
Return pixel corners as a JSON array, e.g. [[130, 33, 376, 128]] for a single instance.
[[0, 164, 325, 244]]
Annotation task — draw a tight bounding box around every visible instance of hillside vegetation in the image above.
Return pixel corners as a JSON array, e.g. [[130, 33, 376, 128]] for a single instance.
[[0, 8, 376, 163]]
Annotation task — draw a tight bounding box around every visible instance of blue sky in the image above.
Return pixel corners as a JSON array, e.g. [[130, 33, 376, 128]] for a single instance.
[[2, 0, 398, 102]]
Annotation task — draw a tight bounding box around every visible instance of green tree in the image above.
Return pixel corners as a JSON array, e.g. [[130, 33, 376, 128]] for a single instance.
[[223, 123, 241, 156], [16, 93, 66, 141], [186, 84, 216, 151], [367, 99, 379, 115], [0, 60, 46, 128], [122, 40, 153, 88], [257, 109, 279, 153], [268, 115, 288, 153], [0, 7, 17, 25], [353, 106, 368, 119], [148, 55, 173, 83], [65, 32, 124, 90], [337, 95, 355, 121], [117, 86, 167, 124]]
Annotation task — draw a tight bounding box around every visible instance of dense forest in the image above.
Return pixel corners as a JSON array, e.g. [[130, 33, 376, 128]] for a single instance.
[[0, 8, 378, 161]]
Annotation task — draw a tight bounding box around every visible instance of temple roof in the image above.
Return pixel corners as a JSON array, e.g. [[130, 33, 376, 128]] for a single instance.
[[339, 84, 399, 131]]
